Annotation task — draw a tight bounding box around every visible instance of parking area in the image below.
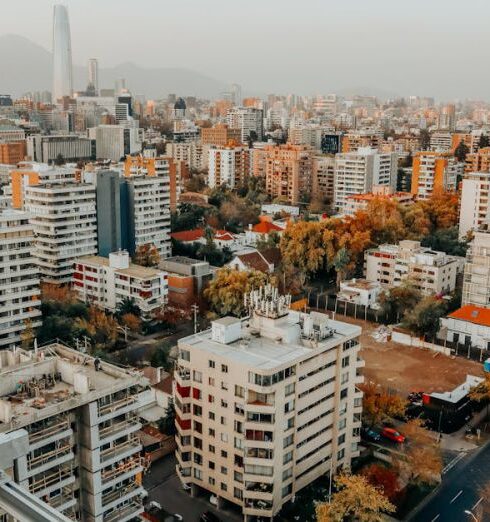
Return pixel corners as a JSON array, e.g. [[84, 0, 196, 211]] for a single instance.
[[332, 314, 484, 395]]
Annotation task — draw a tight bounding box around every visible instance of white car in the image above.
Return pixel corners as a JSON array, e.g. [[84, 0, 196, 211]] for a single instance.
[[210, 494, 218, 506]]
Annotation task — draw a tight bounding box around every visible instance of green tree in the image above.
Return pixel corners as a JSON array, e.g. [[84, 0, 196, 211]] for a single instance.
[[454, 140, 470, 162], [421, 226, 468, 257], [333, 247, 350, 289], [158, 399, 177, 436], [377, 283, 422, 323], [54, 153, 65, 166], [402, 296, 448, 340], [116, 297, 141, 318], [150, 343, 173, 371], [478, 134, 490, 150]]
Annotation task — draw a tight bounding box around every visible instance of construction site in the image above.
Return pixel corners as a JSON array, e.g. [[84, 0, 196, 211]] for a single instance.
[[0, 343, 151, 522]]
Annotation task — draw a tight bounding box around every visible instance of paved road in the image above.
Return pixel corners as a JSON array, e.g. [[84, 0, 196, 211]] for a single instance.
[[409, 443, 490, 522]]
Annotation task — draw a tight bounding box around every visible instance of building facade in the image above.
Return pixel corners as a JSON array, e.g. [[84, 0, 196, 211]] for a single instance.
[[459, 172, 490, 239], [411, 151, 462, 199], [462, 228, 490, 307], [226, 107, 264, 143], [208, 144, 251, 188]]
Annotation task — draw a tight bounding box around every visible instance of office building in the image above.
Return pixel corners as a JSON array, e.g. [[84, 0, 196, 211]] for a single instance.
[[410, 151, 462, 199], [88, 58, 99, 93], [27, 135, 94, 163], [208, 144, 251, 188], [462, 228, 490, 307], [264, 144, 314, 205], [334, 148, 397, 211], [25, 181, 98, 284], [175, 286, 363, 521], [52, 5, 73, 102], [227, 107, 264, 142], [365, 240, 464, 296], [0, 209, 41, 350], [73, 251, 168, 319], [0, 342, 150, 521], [0, 126, 26, 143]]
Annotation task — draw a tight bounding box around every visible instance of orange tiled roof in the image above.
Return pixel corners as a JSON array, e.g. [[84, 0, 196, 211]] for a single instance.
[[170, 229, 204, 242], [252, 221, 283, 234], [448, 305, 490, 327], [214, 230, 235, 241]]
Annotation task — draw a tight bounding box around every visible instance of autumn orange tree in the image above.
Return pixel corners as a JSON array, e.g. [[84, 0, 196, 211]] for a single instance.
[[316, 473, 395, 522], [361, 464, 401, 504], [76, 306, 118, 349], [120, 313, 142, 333], [134, 243, 160, 267], [361, 381, 407, 427]]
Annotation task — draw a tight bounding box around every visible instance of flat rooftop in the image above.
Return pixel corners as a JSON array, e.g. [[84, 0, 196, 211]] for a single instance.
[[79, 255, 162, 279], [0, 343, 147, 432], [180, 314, 360, 371]]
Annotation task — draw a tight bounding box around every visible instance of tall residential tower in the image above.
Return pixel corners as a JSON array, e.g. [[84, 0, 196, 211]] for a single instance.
[[52, 5, 73, 102]]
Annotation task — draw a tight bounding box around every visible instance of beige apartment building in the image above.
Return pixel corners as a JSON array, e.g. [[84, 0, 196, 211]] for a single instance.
[[459, 172, 490, 239], [465, 147, 490, 174], [365, 240, 464, 296], [201, 124, 242, 147], [174, 286, 364, 521], [462, 228, 490, 307], [312, 154, 335, 204]]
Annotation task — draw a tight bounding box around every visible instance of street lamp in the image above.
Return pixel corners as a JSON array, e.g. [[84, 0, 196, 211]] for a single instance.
[[465, 510, 478, 522]]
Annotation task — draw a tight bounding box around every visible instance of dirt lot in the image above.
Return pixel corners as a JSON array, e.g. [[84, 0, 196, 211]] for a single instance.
[[336, 314, 484, 395]]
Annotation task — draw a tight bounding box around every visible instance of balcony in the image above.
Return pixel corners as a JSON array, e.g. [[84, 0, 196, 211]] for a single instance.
[[99, 418, 141, 445], [245, 482, 273, 494], [101, 458, 143, 487], [102, 482, 144, 511], [27, 443, 73, 474], [100, 437, 141, 466], [103, 500, 143, 522]]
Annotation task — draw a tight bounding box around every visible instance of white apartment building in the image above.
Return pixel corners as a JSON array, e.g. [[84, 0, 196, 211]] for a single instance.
[[227, 107, 264, 142], [90, 125, 142, 162], [365, 240, 464, 296], [0, 342, 150, 522], [459, 172, 490, 239], [73, 251, 168, 318], [429, 131, 452, 152], [0, 209, 41, 349], [165, 141, 206, 171], [462, 228, 490, 307], [25, 181, 98, 284], [125, 175, 171, 259], [208, 145, 251, 188], [175, 286, 363, 521], [27, 135, 93, 164], [333, 147, 397, 211]]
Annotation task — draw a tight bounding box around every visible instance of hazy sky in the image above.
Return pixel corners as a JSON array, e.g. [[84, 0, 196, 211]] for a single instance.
[[1, 0, 489, 100]]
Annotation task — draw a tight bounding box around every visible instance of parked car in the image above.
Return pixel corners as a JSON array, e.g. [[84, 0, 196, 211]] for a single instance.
[[361, 427, 381, 442], [200, 512, 221, 522], [381, 426, 406, 443]]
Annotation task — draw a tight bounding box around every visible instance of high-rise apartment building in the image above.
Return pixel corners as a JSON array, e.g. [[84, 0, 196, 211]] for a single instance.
[[25, 181, 98, 283], [459, 172, 490, 238], [227, 107, 264, 142], [175, 286, 363, 521], [411, 151, 462, 199], [341, 131, 383, 153], [208, 144, 251, 188], [0, 342, 150, 521], [165, 142, 205, 172], [334, 148, 397, 211], [91, 125, 142, 162], [201, 124, 242, 147], [462, 228, 490, 307], [438, 104, 456, 131], [52, 5, 73, 102], [0, 209, 41, 350], [465, 147, 490, 173], [312, 155, 335, 204], [264, 144, 314, 205]]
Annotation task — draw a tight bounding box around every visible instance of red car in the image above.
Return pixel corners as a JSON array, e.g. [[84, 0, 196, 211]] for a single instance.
[[381, 427, 406, 443]]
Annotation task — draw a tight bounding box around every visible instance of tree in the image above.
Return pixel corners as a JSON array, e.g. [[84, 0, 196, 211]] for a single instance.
[[419, 129, 431, 151], [469, 372, 490, 404], [333, 247, 350, 289], [204, 268, 272, 317], [316, 473, 395, 522], [421, 226, 468, 257], [134, 243, 160, 267], [116, 297, 141, 318], [158, 399, 177, 436], [402, 296, 448, 340], [454, 140, 470, 163], [54, 153, 65, 166], [120, 313, 141, 332], [20, 319, 35, 350], [377, 283, 422, 324], [76, 306, 118, 349], [150, 342, 173, 371], [478, 134, 490, 150], [361, 464, 401, 503], [361, 382, 407, 427]]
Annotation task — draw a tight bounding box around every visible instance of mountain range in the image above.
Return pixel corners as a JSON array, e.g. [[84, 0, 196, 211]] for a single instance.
[[0, 34, 228, 99]]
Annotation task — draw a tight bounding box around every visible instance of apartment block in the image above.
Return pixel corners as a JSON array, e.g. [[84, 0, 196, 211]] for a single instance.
[[27, 135, 94, 164], [226, 107, 264, 142], [462, 228, 490, 307], [365, 240, 464, 296], [0, 209, 41, 350], [429, 131, 452, 152], [465, 147, 490, 174], [201, 124, 242, 147], [343, 187, 415, 217], [208, 144, 251, 188], [411, 151, 462, 199], [341, 130, 383, 152], [334, 148, 397, 212], [312, 155, 335, 204], [91, 125, 142, 162], [174, 286, 363, 521], [165, 141, 206, 172], [264, 144, 314, 205], [0, 141, 26, 165], [0, 342, 150, 521], [459, 172, 490, 238], [73, 251, 168, 318], [24, 181, 98, 284]]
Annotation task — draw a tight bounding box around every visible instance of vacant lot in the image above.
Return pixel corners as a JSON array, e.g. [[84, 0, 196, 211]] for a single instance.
[[334, 314, 484, 395]]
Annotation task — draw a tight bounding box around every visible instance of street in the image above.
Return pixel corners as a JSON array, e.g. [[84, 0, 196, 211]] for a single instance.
[[409, 442, 490, 522]]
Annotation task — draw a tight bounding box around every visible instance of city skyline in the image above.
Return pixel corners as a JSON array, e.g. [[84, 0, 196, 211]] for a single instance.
[[1, 0, 490, 100]]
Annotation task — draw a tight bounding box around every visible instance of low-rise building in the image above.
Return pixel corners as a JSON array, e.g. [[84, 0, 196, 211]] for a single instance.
[[365, 240, 464, 296], [174, 286, 363, 521], [343, 187, 415, 217], [440, 305, 490, 350], [226, 247, 281, 274], [72, 250, 168, 318], [337, 279, 382, 309]]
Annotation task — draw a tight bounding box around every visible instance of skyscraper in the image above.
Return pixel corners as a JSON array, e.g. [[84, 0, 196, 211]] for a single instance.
[[88, 57, 99, 92], [52, 4, 73, 101]]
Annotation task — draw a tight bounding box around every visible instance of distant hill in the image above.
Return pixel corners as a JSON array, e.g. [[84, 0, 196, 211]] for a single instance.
[[0, 34, 228, 99]]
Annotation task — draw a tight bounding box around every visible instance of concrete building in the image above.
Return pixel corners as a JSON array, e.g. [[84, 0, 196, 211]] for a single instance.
[[27, 135, 93, 164], [411, 151, 462, 199], [343, 187, 415, 217], [174, 286, 363, 521], [459, 172, 490, 239], [312, 155, 335, 204], [208, 144, 251, 188], [438, 104, 456, 131], [24, 181, 98, 284], [365, 240, 464, 296], [465, 147, 490, 173], [88, 58, 99, 93], [0, 342, 150, 521], [0, 209, 41, 350], [52, 5, 73, 101], [341, 131, 383, 153], [440, 305, 490, 351], [201, 124, 242, 147], [73, 251, 168, 318], [0, 126, 26, 143], [165, 141, 205, 172], [91, 125, 142, 162], [264, 144, 314, 205], [337, 279, 382, 310], [334, 148, 397, 211], [0, 141, 26, 164], [226, 107, 264, 142], [462, 228, 490, 307], [429, 132, 452, 152]]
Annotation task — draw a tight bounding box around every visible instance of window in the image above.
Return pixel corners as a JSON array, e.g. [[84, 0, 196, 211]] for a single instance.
[[208, 395, 214, 403], [221, 466, 228, 475], [341, 372, 349, 385], [179, 349, 190, 362], [338, 434, 346, 445], [221, 364, 228, 373], [235, 385, 245, 398], [283, 451, 293, 465], [221, 416, 227, 425], [209, 444, 215, 453], [337, 448, 345, 460], [234, 437, 243, 450], [221, 399, 228, 408], [285, 418, 294, 430], [285, 383, 295, 396], [282, 484, 293, 498], [209, 411, 215, 421], [221, 381, 228, 391], [340, 388, 348, 399], [283, 434, 294, 448], [209, 428, 215, 437], [193, 405, 202, 416], [341, 356, 350, 368], [209, 477, 215, 485], [338, 418, 346, 430], [193, 370, 202, 383], [221, 483, 227, 492], [208, 377, 215, 386], [234, 471, 243, 483], [209, 360, 215, 368], [193, 437, 202, 449], [221, 450, 228, 458], [284, 400, 295, 414], [283, 467, 293, 480], [194, 468, 202, 480], [209, 461, 215, 470], [234, 487, 243, 499]]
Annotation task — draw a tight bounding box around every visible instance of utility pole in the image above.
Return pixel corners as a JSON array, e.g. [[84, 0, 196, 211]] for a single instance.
[[191, 304, 199, 334]]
